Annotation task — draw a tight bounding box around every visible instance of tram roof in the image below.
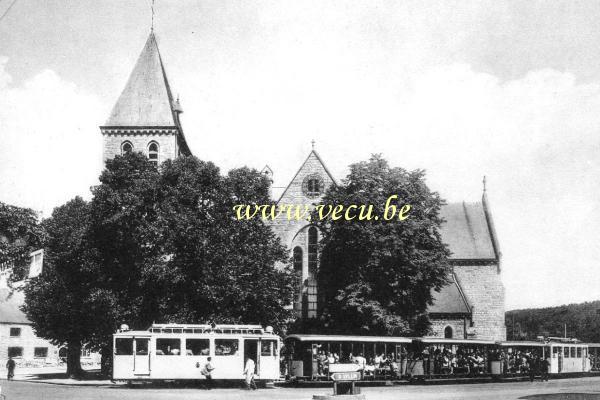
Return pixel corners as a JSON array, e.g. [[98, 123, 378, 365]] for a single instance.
[[500, 341, 586, 347], [285, 334, 412, 343], [418, 338, 495, 345]]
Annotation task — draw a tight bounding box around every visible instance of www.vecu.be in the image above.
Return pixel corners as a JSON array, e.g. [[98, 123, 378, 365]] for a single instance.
[[233, 195, 411, 221]]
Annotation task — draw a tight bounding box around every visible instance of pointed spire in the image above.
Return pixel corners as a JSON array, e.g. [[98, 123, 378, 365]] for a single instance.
[[104, 32, 179, 127]]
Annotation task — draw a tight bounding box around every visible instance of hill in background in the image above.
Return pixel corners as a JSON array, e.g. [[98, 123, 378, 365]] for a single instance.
[[506, 300, 600, 343]]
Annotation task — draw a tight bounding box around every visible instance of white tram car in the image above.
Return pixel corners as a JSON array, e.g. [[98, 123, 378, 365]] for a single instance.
[[113, 324, 280, 381], [500, 339, 592, 373]]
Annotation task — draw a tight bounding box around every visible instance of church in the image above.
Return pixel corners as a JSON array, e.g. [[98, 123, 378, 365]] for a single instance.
[[101, 32, 506, 342]]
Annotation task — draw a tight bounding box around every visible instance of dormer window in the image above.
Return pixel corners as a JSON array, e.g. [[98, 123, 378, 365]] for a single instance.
[[148, 142, 159, 166], [121, 141, 133, 155]]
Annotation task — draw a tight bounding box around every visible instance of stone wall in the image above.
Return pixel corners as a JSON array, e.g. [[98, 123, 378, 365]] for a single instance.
[[0, 323, 60, 367], [428, 318, 467, 339], [101, 130, 178, 163], [454, 264, 506, 341]]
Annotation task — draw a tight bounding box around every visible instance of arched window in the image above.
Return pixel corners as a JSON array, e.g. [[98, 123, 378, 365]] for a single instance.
[[307, 227, 319, 318], [121, 141, 133, 155], [148, 142, 159, 166], [293, 247, 303, 276], [444, 326, 453, 339], [292, 247, 303, 314], [308, 227, 318, 275]]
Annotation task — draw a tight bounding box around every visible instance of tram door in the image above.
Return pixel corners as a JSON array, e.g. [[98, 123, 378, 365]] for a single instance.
[[244, 339, 260, 378], [133, 337, 150, 375]]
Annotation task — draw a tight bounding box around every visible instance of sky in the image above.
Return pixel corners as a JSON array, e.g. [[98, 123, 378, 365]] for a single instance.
[[1, 0, 599, 311]]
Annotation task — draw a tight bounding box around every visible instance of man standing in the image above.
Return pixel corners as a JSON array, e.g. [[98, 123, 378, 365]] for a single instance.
[[244, 358, 257, 390], [197, 357, 215, 389], [540, 357, 550, 382], [6, 356, 15, 380]]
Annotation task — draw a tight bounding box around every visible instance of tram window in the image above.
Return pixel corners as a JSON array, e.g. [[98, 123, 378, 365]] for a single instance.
[[577, 347, 582, 358], [215, 339, 239, 356], [136, 339, 149, 355], [115, 338, 133, 355], [571, 347, 576, 358], [156, 338, 181, 355], [193, 329, 204, 334], [173, 329, 183, 333], [261, 340, 278, 356], [183, 329, 193, 333], [564, 347, 570, 358], [186, 339, 210, 356]]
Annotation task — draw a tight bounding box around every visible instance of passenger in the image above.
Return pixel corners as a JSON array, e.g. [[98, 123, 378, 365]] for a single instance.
[[198, 356, 215, 389], [374, 353, 382, 368], [529, 355, 538, 382], [244, 358, 257, 390], [333, 352, 340, 364], [327, 352, 335, 366], [540, 357, 550, 381], [317, 351, 325, 375]]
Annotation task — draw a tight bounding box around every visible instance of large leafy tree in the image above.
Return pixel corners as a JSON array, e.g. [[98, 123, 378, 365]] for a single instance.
[[310, 155, 451, 336], [22, 197, 118, 378], [156, 158, 295, 328], [24, 152, 295, 378]]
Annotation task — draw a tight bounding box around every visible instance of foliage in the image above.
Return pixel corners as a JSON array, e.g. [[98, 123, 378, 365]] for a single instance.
[[83, 152, 292, 333], [308, 154, 450, 336], [22, 197, 117, 377], [23, 153, 295, 377], [0, 202, 45, 280], [506, 301, 600, 343]]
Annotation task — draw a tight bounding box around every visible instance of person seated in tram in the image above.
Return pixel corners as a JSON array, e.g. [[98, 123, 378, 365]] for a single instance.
[[327, 352, 335, 366], [170, 348, 180, 355], [374, 353, 382, 368], [441, 350, 452, 374], [317, 351, 327, 375], [333, 352, 340, 364]]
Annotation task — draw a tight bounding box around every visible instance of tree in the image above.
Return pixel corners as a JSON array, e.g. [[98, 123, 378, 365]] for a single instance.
[[0, 202, 44, 281], [156, 158, 295, 328], [23, 152, 296, 379], [22, 197, 118, 378], [309, 155, 451, 336]]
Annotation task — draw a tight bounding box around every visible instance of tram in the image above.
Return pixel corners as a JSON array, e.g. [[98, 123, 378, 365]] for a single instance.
[[112, 324, 280, 382], [284, 334, 600, 380], [284, 334, 412, 379], [499, 339, 589, 374], [588, 343, 600, 371]]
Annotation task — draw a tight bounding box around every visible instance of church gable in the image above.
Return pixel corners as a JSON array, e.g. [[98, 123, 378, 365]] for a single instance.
[[277, 150, 336, 206]]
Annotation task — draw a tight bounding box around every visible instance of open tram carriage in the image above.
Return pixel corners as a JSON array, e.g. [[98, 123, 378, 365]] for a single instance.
[[284, 334, 599, 381], [113, 324, 280, 382]]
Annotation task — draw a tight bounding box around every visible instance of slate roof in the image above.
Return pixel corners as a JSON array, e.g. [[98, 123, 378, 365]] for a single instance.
[[428, 275, 471, 315], [0, 288, 30, 324], [439, 201, 497, 261], [104, 32, 179, 127]]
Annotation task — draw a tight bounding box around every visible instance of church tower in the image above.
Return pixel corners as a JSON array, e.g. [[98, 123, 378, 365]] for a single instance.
[[100, 32, 191, 164]]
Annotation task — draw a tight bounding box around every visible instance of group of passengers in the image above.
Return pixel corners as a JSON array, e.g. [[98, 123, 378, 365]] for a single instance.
[[314, 350, 404, 377], [421, 347, 487, 375], [312, 346, 572, 379]]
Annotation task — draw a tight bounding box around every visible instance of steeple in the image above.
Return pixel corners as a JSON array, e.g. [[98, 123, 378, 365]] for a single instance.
[[104, 32, 180, 128], [100, 31, 191, 162]]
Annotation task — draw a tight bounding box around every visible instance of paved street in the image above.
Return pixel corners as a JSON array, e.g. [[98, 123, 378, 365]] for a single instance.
[[1, 377, 600, 400]]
